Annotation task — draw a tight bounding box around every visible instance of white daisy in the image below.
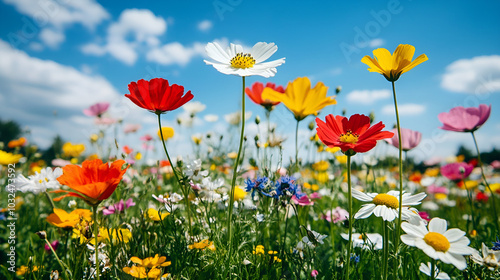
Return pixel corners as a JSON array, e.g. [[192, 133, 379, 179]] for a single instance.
[[471, 243, 500, 270], [352, 189, 426, 222], [401, 218, 474, 270], [340, 233, 383, 250], [419, 262, 450, 279], [204, 42, 285, 77], [13, 167, 63, 194]]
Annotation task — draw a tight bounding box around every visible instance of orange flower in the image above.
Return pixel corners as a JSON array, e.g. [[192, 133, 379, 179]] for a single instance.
[[54, 159, 128, 206], [8, 137, 27, 148], [46, 208, 92, 228]]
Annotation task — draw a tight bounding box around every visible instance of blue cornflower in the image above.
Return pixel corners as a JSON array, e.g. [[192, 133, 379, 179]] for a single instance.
[[492, 236, 500, 251], [274, 176, 305, 199], [245, 176, 270, 199], [350, 254, 360, 264]]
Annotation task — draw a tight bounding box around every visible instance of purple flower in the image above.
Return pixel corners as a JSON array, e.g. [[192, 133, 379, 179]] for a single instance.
[[385, 128, 422, 151], [440, 162, 473, 181], [438, 104, 491, 132], [103, 198, 135, 215], [83, 102, 110, 117]]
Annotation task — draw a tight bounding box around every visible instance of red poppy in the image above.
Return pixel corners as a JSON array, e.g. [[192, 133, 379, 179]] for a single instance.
[[245, 82, 285, 110], [126, 78, 194, 114], [316, 114, 394, 155], [475, 192, 488, 203], [54, 159, 128, 206]]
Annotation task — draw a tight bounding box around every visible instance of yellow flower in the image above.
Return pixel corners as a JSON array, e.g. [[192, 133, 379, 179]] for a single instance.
[[0, 150, 23, 166], [130, 254, 171, 268], [90, 134, 99, 143], [361, 44, 428, 82], [262, 77, 336, 121], [303, 182, 319, 191], [336, 155, 348, 165], [135, 152, 142, 160], [97, 227, 132, 244], [123, 265, 169, 279], [435, 193, 447, 200], [424, 167, 440, 177], [489, 183, 500, 194], [145, 208, 170, 221], [313, 172, 329, 183], [192, 136, 202, 145], [273, 256, 282, 263], [325, 146, 341, 154], [253, 245, 265, 255], [62, 142, 85, 158], [46, 208, 92, 228], [87, 154, 99, 161], [233, 186, 247, 201], [227, 152, 238, 159], [157, 127, 174, 140], [462, 180, 478, 190], [312, 160, 329, 171], [16, 265, 41, 276], [188, 239, 216, 251]]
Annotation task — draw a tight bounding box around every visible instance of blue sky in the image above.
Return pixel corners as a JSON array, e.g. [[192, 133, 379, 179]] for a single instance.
[[1, 0, 499, 163]]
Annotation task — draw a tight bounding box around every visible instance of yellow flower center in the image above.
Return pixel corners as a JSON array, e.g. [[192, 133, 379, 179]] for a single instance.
[[339, 130, 359, 144], [372, 194, 399, 209], [423, 232, 450, 252], [38, 178, 49, 184], [230, 53, 256, 69]]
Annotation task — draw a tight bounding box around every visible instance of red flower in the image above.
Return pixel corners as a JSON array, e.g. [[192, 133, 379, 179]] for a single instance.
[[245, 82, 285, 110], [316, 114, 394, 155], [54, 159, 128, 206], [126, 78, 194, 114], [475, 191, 488, 203]]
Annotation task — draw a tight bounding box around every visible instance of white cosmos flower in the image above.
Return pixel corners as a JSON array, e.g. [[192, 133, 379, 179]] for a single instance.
[[419, 262, 450, 279], [13, 167, 63, 194], [340, 233, 383, 250], [401, 218, 474, 270], [204, 42, 285, 77], [352, 189, 426, 222], [183, 101, 206, 115], [224, 111, 252, 126]]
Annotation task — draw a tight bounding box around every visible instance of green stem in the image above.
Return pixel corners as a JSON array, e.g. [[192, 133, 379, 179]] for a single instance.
[[44, 191, 56, 210], [44, 237, 72, 279], [464, 179, 477, 234], [157, 113, 192, 237], [295, 119, 300, 173], [346, 155, 353, 280], [281, 203, 290, 258], [227, 76, 246, 273], [392, 81, 404, 250], [382, 220, 389, 280], [430, 259, 436, 280], [471, 131, 500, 233], [92, 205, 100, 280], [266, 109, 271, 144]]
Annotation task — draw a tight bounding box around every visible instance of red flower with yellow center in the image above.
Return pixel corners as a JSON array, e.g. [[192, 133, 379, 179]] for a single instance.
[[316, 114, 394, 155], [125, 78, 194, 115], [54, 159, 128, 206]]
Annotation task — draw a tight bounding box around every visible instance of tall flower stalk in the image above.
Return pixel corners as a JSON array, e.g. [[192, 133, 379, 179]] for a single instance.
[[391, 81, 404, 247], [227, 76, 246, 265], [345, 154, 353, 280]]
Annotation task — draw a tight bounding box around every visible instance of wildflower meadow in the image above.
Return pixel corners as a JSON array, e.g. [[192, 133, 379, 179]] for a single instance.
[[1, 2, 500, 280]]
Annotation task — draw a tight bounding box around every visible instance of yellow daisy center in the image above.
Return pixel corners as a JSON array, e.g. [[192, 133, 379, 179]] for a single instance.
[[423, 232, 450, 252], [230, 53, 256, 69], [339, 130, 359, 144], [372, 194, 399, 209], [38, 178, 49, 184]]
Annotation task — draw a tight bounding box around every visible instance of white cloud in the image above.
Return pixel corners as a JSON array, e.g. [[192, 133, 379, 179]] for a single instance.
[[441, 55, 500, 94], [81, 9, 167, 65], [369, 38, 385, 47], [197, 20, 213, 31], [147, 42, 205, 66], [346, 89, 390, 104], [39, 28, 65, 48], [4, 0, 109, 47], [381, 103, 426, 116], [0, 39, 122, 147]]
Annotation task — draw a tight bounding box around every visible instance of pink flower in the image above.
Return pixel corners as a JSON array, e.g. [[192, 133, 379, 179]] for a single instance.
[[94, 117, 116, 125], [418, 211, 431, 222], [140, 134, 153, 142], [324, 207, 349, 223], [491, 160, 500, 169], [311, 270, 319, 278], [438, 104, 491, 132], [292, 194, 313, 206], [124, 124, 141, 134], [440, 162, 473, 181], [51, 158, 71, 167], [44, 240, 59, 253], [426, 184, 449, 195], [385, 128, 422, 151], [310, 192, 322, 200], [83, 102, 110, 117], [103, 198, 135, 215]]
